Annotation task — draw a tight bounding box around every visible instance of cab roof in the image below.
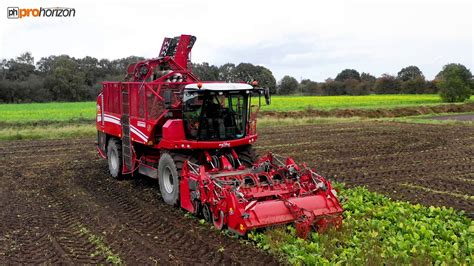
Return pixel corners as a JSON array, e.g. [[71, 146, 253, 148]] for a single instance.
[[184, 83, 253, 91]]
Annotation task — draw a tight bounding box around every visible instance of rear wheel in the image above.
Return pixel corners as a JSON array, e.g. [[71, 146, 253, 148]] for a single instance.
[[158, 152, 191, 206], [107, 138, 123, 179], [236, 145, 257, 167]]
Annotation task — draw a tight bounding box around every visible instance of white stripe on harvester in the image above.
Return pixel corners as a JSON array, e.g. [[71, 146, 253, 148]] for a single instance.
[[245, 200, 257, 211], [130, 127, 147, 142], [130, 125, 148, 140], [104, 114, 120, 122], [103, 116, 121, 125], [103, 114, 148, 142]]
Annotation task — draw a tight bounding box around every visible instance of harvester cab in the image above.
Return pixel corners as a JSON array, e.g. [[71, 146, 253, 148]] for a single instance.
[[182, 83, 267, 141], [96, 34, 342, 238]]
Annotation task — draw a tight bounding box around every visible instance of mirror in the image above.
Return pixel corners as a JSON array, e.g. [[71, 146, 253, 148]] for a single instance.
[[164, 90, 172, 108], [264, 88, 271, 105]]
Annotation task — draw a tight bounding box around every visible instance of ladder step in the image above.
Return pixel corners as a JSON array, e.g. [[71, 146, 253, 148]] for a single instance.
[[120, 107, 132, 170]]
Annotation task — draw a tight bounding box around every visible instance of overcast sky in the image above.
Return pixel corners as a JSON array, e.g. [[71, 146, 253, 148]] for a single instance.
[[0, 0, 472, 81]]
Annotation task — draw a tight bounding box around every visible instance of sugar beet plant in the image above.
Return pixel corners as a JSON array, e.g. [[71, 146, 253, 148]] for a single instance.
[[249, 184, 473, 264]]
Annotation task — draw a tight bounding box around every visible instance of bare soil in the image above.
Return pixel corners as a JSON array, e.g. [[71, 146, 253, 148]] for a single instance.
[[0, 140, 279, 264], [258, 122, 474, 217], [1, 121, 473, 263]]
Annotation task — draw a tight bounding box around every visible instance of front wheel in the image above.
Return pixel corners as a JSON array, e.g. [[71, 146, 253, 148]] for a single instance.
[[158, 153, 188, 206], [236, 145, 257, 167]]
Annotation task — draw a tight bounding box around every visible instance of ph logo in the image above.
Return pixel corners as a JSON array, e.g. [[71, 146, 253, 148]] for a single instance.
[[7, 7, 19, 19]]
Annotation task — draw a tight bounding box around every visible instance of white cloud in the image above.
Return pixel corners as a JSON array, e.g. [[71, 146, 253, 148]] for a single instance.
[[0, 0, 472, 81]]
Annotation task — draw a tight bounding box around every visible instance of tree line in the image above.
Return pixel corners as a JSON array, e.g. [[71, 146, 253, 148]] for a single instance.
[[0, 52, 472, 103], [0, 52, 144, 103], [278, 65, 472, 101], [0, 52, 278, 103], [195, 63, 472, 102]]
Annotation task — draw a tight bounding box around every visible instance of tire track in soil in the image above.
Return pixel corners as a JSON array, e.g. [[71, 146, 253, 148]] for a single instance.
[[0, 158, 107, 264], [71, 161, 278, 265], [0, 138, 279, 264], [1, 121, 473, 263]]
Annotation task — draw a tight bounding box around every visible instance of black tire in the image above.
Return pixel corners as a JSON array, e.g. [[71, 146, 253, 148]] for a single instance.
[[107, 138, 123, 179], [202, 203, 212, 223], [236, 145, 257, 167], [158, 152, 190, 206]]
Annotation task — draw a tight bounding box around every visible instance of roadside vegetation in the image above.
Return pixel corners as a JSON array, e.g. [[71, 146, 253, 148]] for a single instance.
[[248, 184, 473, 265], [378, 112, 474, 125]]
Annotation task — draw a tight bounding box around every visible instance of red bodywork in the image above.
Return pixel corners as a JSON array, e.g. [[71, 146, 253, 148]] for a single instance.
[[96, 34, 343, 237]]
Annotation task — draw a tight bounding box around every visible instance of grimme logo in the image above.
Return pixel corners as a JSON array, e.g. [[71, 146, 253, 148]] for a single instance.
[[7, 7, 76, 19]]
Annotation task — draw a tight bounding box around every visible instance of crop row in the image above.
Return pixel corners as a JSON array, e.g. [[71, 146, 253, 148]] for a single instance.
[[248, 184, 473, 264]]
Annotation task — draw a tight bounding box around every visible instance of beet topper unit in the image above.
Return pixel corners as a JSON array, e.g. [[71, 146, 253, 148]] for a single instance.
[[96, 34, 342, 238]]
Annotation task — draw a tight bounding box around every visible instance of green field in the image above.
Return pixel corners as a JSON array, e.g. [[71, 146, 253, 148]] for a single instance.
[[1, 94, 463, 122], [1, 94, 472, 141], [0, 101, 95, 122], [265, 94, 448, 111]]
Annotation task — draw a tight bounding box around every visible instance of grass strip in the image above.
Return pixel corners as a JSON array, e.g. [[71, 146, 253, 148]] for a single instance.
[[2, 95, 472, 122], [0, 117, 364, 141], [0, 124, 96, 141]]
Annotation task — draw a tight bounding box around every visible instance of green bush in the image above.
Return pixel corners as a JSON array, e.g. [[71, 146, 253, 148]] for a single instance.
[[436, 64, 472, 102]]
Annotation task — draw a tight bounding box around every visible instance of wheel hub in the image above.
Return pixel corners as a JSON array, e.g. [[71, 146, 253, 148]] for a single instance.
[[162, 166, 174, 194]]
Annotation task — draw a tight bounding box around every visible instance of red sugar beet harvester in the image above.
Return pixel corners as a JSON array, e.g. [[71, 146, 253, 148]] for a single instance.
[[96, 34, 343, 238]]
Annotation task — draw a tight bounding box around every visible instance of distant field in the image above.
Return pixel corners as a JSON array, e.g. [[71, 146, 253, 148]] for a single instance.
[[266, 94, 447, 111], [0, 94, 458, 122], [0, 102, 94, 122]]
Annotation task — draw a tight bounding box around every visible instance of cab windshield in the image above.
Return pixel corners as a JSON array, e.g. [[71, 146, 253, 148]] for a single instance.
[[183, 90, 249, 140]]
